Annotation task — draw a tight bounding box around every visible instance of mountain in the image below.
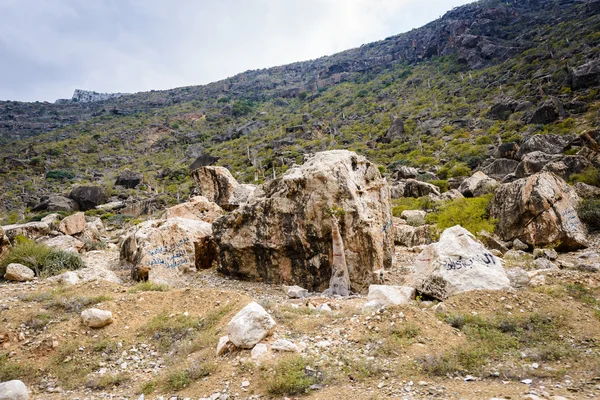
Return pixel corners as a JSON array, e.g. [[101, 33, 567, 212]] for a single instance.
[[0, 0, 599, 215]]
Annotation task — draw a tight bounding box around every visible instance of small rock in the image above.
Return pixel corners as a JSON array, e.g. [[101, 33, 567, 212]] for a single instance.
[[226, 302, 276, 349], [283, 285, 308, 299], [316, 304, 332, 313], [533, 248, 558, 260], [271, 339, 299, 352], [216, 336, 235, 356], [81, 308, 113, 328], [367, 285, 415, 306], [4, 264, 35, 282], [250, 343, 269, 361], [513, 239, 529, 251]]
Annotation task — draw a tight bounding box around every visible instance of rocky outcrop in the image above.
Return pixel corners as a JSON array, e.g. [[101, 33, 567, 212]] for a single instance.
[[213, 150, 394, 293], [120, 217, 215, 286], [543, 155, 593, 180], [414, 225, 510, 300], [572, 58, 600, 89], [515, 151, 556, 178], [494, 142, 520, 160], [191, 166, 254, 210], [458, 171, 497, 197], [164, 196, 224, 223], [526, 101, 562, 125], [574, 182, 600, 198], [115, 169, 143, 188], [31, 195, 79, 213], [42, 235, 84, 253], [516, 134, 577, 159], [490, 172, 588, 251], [401, 179, 441, 198], [479, 159, 519, 179], [69, 186, 109, 211], [2, 222, 50, 241]]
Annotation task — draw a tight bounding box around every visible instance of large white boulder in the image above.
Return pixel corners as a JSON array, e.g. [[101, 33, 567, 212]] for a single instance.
[[414, 225, 510, 300], [226, 302, 276, 349], [0, 380, 28, 400], [81, 308, 113, 328], [4, 264, 35, 282]]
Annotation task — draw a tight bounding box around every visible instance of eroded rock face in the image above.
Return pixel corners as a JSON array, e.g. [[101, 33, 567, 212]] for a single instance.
[[58, 212, 86, 236], [414, 225, 510, 300], [214, 150, 394, 293], [165, 196, 224, 223], [191, 166, 240, 210], [490, 172, 588, 251], [120, 217, 215, 286]]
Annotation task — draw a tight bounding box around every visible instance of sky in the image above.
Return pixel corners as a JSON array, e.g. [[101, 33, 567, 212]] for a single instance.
[[0, 0, 473, 103]]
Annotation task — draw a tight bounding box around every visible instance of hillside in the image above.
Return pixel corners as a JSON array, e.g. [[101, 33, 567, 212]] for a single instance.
[[1, 0, 599, 216]]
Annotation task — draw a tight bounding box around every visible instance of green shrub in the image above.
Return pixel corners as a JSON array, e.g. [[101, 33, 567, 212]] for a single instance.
[[578, 198, 600, 231], [0, 238, 85, 278], [264, 356, 318, 396], [570, 166, 600, 187], [45, 170, 75, 180], [426, 195, 496, 237], [428, 179, 449, 193], [392, 197, 435, 217]]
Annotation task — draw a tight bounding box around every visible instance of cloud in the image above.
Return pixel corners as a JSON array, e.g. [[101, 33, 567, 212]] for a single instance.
[[0, 0, 472, 102]]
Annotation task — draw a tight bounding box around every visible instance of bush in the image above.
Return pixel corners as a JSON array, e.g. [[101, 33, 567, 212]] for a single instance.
[[428, 179, 449, 193], [45, 170, 75, 180], [0, 238, 85, 278], [392, 197, 435, 217], [264, 356, 318, 396], [426, 195, 496, 237], [578, 198, 600, 231], [570, 166, 600, 187]]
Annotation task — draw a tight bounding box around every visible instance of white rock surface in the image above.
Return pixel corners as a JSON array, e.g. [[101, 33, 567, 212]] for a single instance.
[[226, 302, 276, 349], [0, 380, 28, 400], [165, 196, 224, 223], [58, 212, 86, 235], [81, 308, 113, 328], [4, 264, 35, 282], [283, 285, 309, 299], [42, 235, 84, 253], [367, 285, 415, 306], [414, 225, 510, 299], [271, 339, 300, 352], [250, 343, 270, 361]]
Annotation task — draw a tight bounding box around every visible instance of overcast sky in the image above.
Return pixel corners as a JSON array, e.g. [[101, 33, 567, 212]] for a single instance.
[[0, 0, 473, 103]]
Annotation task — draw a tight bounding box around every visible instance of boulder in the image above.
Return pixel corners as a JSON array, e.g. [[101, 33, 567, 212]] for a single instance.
[[0, 380, 28, 400], [70, 186, 109, 211], [31, 195, 79, 212], [40, 214, 61, 229], [543, 155, 593, 180], [515, 151, 557, 178], [42, 235, 84, 253], [50, 271, 80, 285], [572, 58, 600, 89], [494, 142, 520, 160], [458, 171, 498, 197], [2, 222, 50, 241], [478, 231, 509, 254], [385, 116, 406, 141], [512, 239, 529, 251], [392, 166, 418, 180], [115, 169, 143, 188], [50, 265, 121, 285], [367, 285, 415, 306], [228, 184, 256, 210], [120, 217, 215, 286], [517, 134, 577, 159], [490, 172, 588, 251], [226, 302, 276, 349], [403, 179, 441, 198], [394, 224, 433, 247], [400, 210, 426, 226], [390, 182, 406, 199], [479, 159, 519, 179], [271, 339, 300, 352], [439, 189, 464, 201], [283, 285, 309, 299], [4, 263, 35, 281], [58, 212, 86, 235], [487, 100, 517, 120], [414, 226, 510, 300], [81, 308, 113, 328], [213, 150, 394, 293], [506, 268, 530, 288], [574, 182, 600, 198], [165, 196, 224, 223], [526, 101, 561, 125], [191, 166, 240, 209]]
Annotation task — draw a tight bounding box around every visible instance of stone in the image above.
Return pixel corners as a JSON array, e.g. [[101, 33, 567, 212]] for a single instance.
[[533, 258, 558, 270], [191, 166, 240, 210], [4, 264, 35, 282], [458, 171, 498, 197], [490, 172, 588, 251], [385, 116, 406, 141], [414, 226, 510, 300], [0, 380, 28, 400], [479, 159, 519, 179], [400, 210, 426, 226], [487, 100, 517, 120], [69, 186, 109, 211], [574, 182, 600, 198], [216, 336, 235, 356], [512, 239, 529, 251], [317, 304, 332, 313], [533, 248, 558, 260], [51, 271, 80, 285], [55, 266, 121, 285], [283, 285, 309, 299], [439, 189, 464, 201], [543, 155, 593, 180], [228, 184, 256, 210], [2, 222, 50, 241], [31, 195, 79, 213], [494, 142, 520, 160], [572, 58, 600, 89], [390, 182, 406, 199], [403, 179, 441, 198], [394, 224, 433, 247], [115, 169, 143, 188], [226, 302, 276, 349], [367, 285, 415, 306], [478, 231, 509, 254], [42, 235, 84, 253], [431, 302, 447, 314], [392, 165, 418, 180], [165, 196, 224, 223], [250, 343, 270, 361], [214, 150, 394, 293], [81, 308, 113, 328], [515, 152, 557, 178], [526, 101, 561, 125], [40, 214, 61, 229], [57, 212, 86, 235], [517, 134, 577, 159], [271, 339, 299, 352], [120, 217, 215, 286], [506, 268, 530, 288]]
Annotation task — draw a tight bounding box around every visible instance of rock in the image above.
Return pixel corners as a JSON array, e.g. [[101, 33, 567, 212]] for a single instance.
[[394, 224, 433, 247], [50, 266, 121, 285], [478, 231, 509, 254], [403, 179, 441, 198], [574, 182, 600, 198], [526, 101, 561, 125], [572, 58, 600, 89], [0, 380, 28, 400], [31, 195, 79, 213], [367, 285, 415, 306], [385, 116, 406, 141], [439, 189, 464, 201], [533, 248, 558, 260], [271, 339, 299, 352], [165, 196, 224, 223], [51, 271, 80, 285], [431, 302, 447, 314], [283, 285, 309, 299], [543, 155, 593, 180], [214, 150, 394, 293], [512, 239, 529, 251], [226, 302, 276, 349], [316, 304, 332, 313], [494, 142, 520, 160], [58, 212, 86, 235], [216, 336, 235, 356], [120, 218, 215, 286], [515, 152, 557, 178], [2, 222, 50, 241], [390, 182, 406, 199], [81, 308, 113, 328], [227, 184, 256, 210], [505, 268, 530, 288], [250, 343, 270, 361], [400, 210, 427, 226], [4, 263, 35, 281], [517, 134, 577, 159], [392, 165, 418, 180], [414, 226, 510, 300], [490, 172, 588, 251], [458, 171, 498, 197], [40, 214, 61, 229], [69, 186, 109, 211], [479, 159, 519, 179], [42, 235, 84, 253], [115, 169, 143, 188], [533, 258, 558, 270], [191, 166, 240, 210], [487, 99, 517, 120]]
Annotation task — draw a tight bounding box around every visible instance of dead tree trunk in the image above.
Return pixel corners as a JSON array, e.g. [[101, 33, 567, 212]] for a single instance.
[[328, 215, 350, 296]]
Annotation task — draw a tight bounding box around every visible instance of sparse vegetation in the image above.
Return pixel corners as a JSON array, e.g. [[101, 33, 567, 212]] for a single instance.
[[263, 355, 318, 396], [128, 281, 170, 293], [426, 195, 496, 237], [577, 198, 600, 231]]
